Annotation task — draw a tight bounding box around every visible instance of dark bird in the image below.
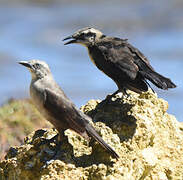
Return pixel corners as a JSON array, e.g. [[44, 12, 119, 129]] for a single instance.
[[19, 59, 119, 159], [63, 27, 176, 96]]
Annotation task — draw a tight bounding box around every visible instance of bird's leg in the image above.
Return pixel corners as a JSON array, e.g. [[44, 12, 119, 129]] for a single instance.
[[121, 88, 130, 98], [56, 131, 69, 146], [105, 88, 130, 102], [48, 131, 68, 155], [110, 89, 120, 98], [105, 89, 120, 101], [39, 131, 66, 146], [100, 90, 120, 106]]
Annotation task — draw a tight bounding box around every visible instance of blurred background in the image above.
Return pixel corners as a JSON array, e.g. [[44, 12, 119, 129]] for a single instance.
[[0, 0, 183, 159], [0, 0, 182, 120]]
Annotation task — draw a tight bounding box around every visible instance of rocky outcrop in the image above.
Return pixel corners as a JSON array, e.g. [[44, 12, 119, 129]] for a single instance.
[[0, 90, 183, 180]]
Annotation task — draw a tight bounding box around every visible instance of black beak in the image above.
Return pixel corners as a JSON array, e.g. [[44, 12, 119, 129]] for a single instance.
[[18, 61, 32, 69], [63, 36, 77, 45]]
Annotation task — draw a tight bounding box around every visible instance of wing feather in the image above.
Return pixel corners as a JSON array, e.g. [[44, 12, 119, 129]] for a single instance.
[[43, 88, 87, 135], [96, 38, 139, 80], [123, 41, 154, 71]]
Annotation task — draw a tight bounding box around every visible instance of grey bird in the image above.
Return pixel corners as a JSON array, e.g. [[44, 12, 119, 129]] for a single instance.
[[19, 59, 119, 159], [63, 27, 176, 96]]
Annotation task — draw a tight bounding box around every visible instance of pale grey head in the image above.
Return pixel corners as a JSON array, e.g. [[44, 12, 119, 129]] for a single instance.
[[18, 60, 51, 80], [63, 27, 105, 46]]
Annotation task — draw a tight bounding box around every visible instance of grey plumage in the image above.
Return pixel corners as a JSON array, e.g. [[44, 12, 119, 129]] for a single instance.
[[63, 27, 176, 95], [19, 59, 119, 159]]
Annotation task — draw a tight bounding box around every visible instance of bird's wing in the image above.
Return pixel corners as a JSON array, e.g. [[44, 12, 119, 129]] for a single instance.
[[124, 41, 155, 71], [97, 38, 139, 80], [43, 88, 88, 135]]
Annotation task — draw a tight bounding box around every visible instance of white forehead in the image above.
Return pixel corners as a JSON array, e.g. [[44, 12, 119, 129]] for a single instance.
[[76, 27, 103, 36], [29, 59, 50, 70], [84, 28, 102, 34]]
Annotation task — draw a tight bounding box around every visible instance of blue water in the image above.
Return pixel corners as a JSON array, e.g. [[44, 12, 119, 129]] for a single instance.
[[0, 1, 182, 121]]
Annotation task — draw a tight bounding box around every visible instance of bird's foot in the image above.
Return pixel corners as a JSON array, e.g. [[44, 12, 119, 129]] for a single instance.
[[107, 90, 120, 100], [99, 90, 120, 107], [101, 89, 131, 106], [122, 90, 130, 98], [108, 89, 130, 100]]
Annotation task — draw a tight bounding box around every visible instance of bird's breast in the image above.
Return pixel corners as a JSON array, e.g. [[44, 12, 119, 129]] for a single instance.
[[88, 46, 110, 73], [87, 48, 96, 66], [30, 81, 50, 118]]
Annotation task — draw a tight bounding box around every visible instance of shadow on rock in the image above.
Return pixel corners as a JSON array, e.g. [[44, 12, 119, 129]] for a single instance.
[[85, 94, 137, 142]]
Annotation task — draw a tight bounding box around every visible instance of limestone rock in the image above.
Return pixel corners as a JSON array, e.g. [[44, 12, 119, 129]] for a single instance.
[[0, 90, 183, 180]]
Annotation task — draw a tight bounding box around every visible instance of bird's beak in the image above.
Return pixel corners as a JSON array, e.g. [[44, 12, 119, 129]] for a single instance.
[[18, 61, 33, 69], [63, 35, 78, 45]]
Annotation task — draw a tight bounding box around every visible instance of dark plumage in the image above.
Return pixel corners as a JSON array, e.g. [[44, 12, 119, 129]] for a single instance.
[[63, 27, 176, 95]]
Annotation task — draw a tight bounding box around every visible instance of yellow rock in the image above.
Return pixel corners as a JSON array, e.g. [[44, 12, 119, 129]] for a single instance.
[[0, 90, 183, 180]]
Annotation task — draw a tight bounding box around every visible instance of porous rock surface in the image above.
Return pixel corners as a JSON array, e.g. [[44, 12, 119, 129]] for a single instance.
[[0, 90, 183, 180]]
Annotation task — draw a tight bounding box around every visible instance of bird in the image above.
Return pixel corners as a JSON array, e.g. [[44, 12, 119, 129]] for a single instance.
[[63, 27, 176, 96], [19, 59, 119, 159]]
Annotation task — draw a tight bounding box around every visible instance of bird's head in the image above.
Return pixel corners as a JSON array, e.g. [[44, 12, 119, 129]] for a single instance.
[[63, 27, 105, 47], [18, 60, 51, 80]]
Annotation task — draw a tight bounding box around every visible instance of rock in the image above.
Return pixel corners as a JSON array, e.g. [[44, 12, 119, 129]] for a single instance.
[[0, 90, 183, 180]]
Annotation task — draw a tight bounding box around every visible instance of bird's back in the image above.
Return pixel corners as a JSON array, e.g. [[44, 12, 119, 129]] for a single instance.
[[92, 36, 176, 91], [88, 37, 138, 83], [30, 76, 90, 136]]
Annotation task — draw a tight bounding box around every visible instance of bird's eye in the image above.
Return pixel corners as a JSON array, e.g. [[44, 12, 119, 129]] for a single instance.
[[34, 63, 40, 69], [86, 32, 94, 37]]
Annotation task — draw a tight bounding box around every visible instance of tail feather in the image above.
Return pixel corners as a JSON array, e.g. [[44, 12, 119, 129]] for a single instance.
[[141, 71, 176, 90], [85, 124, 119, 159]]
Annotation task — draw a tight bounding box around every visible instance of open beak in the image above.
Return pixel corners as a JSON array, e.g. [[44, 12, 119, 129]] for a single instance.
[[18, 61, 32, 69], [63, 36, 77, 45]]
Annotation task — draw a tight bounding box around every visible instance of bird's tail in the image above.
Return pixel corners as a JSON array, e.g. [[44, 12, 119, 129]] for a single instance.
[[85, 124, 119, 159], [141, 71, 176, 90]]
